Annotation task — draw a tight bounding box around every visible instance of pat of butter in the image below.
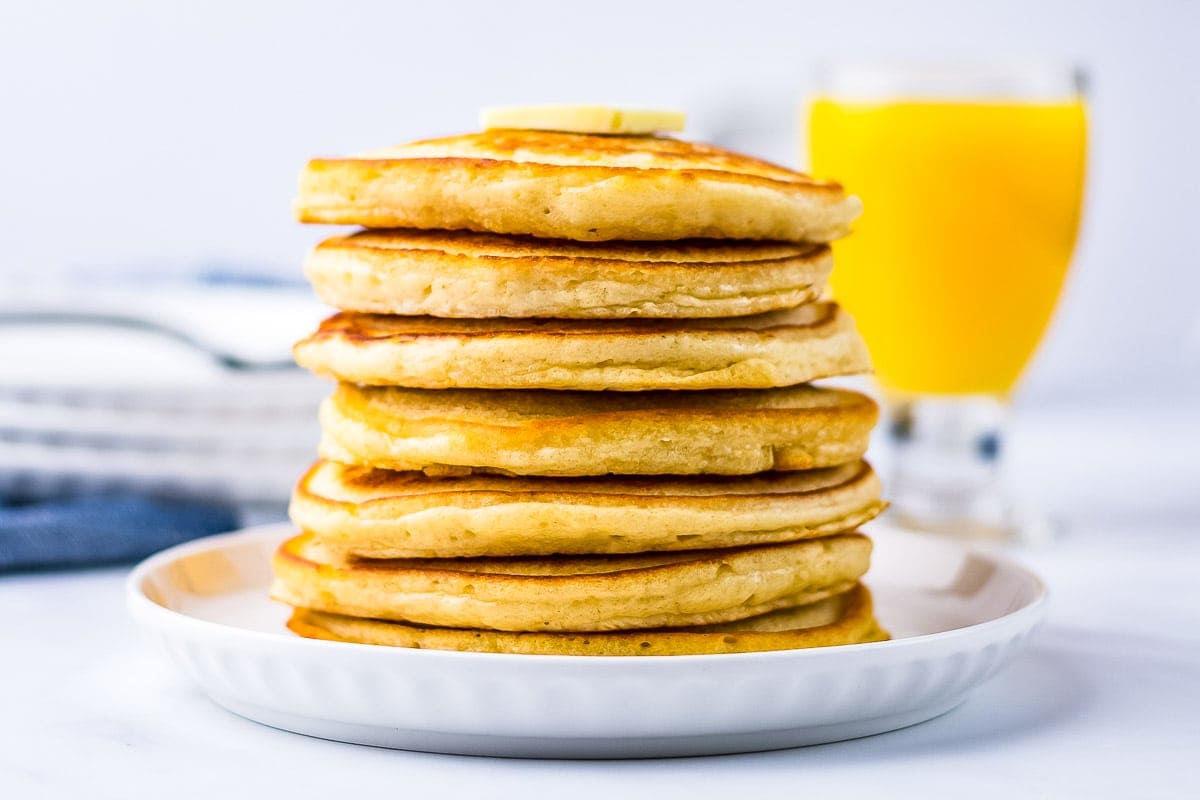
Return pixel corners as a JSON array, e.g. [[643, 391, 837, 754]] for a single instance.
[[481, 105, 686, 134]]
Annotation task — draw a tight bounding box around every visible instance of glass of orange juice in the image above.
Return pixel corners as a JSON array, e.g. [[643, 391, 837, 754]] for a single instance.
[[808, 63, 1087, 540]]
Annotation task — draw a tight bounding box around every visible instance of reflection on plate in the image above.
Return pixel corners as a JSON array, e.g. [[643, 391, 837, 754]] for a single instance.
[[128, 522, 1045, 758]]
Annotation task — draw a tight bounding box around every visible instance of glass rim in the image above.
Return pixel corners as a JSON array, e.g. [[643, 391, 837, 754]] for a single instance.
[[813, 60, 1087, 101]]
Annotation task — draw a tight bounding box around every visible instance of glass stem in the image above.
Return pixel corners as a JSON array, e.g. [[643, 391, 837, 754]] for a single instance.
[[886, 395, 1011, 539]]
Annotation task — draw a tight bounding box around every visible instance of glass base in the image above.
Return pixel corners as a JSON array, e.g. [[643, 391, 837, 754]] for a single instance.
[[884, 394, 1056, 545], [885, 505, 1058, 546]]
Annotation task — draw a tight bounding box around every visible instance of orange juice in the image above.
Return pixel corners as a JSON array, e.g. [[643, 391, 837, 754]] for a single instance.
[[809, 99, 1086, 395]]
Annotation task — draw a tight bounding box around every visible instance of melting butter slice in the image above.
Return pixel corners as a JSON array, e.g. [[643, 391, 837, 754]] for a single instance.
[[481, 105, 686, 134]]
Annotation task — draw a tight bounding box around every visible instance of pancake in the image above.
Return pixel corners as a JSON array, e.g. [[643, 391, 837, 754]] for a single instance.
[[294, 303, 870, 391], [304, 229, 833, 319], [318, 384, 877, 476], [290, 459, 885, 558], [286, 583, 888, 655], [270, 532, 872, 632], [294, 129, 861, 242]]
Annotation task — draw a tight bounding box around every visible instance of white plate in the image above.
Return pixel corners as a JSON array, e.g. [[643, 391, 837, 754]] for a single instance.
[[127, 522, 1045, 758]]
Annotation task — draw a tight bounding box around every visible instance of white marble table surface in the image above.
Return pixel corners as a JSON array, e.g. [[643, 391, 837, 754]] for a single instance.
[[2, 405, 1198, 799]]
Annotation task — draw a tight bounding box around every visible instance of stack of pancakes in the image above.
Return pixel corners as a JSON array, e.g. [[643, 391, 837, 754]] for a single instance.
[[271, 126, 888, 655]]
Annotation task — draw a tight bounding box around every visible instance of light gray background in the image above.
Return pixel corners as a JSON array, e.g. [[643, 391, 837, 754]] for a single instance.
[[1, 0, 1197, 406], [2, 9, 1197, 793]]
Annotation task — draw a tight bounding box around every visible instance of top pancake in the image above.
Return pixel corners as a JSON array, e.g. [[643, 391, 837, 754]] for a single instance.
[[295, 129, 862, 242]]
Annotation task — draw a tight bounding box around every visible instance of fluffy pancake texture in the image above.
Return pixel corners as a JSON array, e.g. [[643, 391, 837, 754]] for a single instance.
[[294, 130, 861, 242], [304, 229, 833, 318], [287, 582, 887, 655], [270, 532, 872, 632], [318, 384, 877, 476], [290, 459, 885, 558], [294, 303, 870, 391], [280, 117, 886, 656]]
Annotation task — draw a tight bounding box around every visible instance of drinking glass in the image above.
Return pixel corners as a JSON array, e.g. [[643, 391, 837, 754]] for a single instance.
[[807, 63, 1087, 541]]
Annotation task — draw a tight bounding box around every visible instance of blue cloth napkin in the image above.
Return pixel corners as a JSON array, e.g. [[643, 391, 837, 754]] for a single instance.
[[0, 494, 240, 572]]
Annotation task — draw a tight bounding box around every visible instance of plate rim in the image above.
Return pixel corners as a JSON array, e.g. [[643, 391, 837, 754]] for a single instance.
[[126, 522, 1048, 666]]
